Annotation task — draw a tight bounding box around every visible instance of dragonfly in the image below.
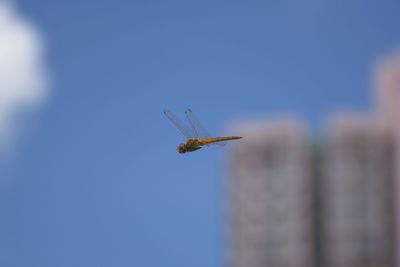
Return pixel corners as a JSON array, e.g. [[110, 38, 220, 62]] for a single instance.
[[163, 108, 243, 154]]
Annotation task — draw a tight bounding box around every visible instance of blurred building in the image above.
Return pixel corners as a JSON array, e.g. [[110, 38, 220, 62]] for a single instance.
[[375, 53, 400, 133], [228, 120, 314, 267], [375, 54, 400, 267], [320, 116, 395, 267], [228, 53, 400, 267]]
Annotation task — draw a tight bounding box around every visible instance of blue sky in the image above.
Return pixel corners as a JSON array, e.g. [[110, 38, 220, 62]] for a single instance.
[[1, 0, 400, 266]]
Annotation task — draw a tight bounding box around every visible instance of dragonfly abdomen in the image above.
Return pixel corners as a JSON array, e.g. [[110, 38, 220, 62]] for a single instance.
[[198, 136, 242, 145]]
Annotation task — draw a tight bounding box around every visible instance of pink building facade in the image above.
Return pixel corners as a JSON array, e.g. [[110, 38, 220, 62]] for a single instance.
[[228, 51, 400, 267], [375, 54, 400, 267], [321, 116, 395, 267], [228, 120, 314, 267]]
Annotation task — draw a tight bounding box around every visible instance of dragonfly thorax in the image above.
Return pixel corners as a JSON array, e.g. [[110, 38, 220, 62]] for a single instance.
[[177, 139, 202, 154]]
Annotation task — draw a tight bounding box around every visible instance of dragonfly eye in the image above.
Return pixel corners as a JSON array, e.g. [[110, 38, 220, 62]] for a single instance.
[[177, 144, 186, 154]]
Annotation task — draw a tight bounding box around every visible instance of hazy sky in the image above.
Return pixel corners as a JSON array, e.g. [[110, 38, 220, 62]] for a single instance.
[[1, 0, 400, 266]]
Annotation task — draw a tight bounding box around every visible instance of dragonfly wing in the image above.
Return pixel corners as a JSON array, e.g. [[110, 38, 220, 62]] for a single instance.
[[216, 140, 227, 146], [164, 109, 195, 139], [206, 140, 227, 147], [185, 108, 226, 146]]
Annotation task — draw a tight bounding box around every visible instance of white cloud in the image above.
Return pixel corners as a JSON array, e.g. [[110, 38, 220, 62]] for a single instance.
[[0, 1, 48, 153]]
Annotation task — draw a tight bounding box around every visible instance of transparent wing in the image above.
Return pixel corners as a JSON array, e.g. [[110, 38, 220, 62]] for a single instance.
[[184, 108, 226, 146], [184, 108, 210, 138], [164, 109, 195, 139]]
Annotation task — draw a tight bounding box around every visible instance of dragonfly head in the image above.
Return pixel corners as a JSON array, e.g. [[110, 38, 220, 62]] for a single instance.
[[177, 143, 187, 154]]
